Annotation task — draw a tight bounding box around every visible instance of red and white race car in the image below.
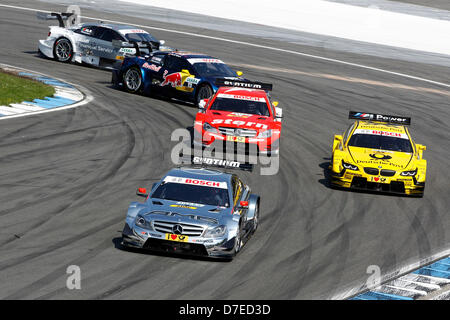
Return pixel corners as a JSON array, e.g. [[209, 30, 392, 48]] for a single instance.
[[193, 80, 282, 156]]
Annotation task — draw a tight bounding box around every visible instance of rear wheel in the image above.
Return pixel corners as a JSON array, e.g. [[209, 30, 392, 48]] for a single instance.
[[53, 38, 73, 62], [196, 84, 213, 105], [123, 67, 143, 93]]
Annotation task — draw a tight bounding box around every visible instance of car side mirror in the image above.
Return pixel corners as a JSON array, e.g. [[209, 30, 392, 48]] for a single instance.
[[275, 106, 282, 119], [239, 200, 249, 209], [198, 98, 209, 110], [333, 135, 343, 151], [136, 187, 148, 197], [112, 39, 123, 49], [160, 40, 165, 45], [236, 70, 243, 77], [417, 144, 426, 151]]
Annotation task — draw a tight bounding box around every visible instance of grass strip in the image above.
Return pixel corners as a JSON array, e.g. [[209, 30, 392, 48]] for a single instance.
[[0, 70, 55, 106]]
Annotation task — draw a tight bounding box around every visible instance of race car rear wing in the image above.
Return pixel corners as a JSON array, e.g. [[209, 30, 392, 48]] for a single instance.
[[112, 39, 161, 56], [178, 155, 254, 172], [215, 79, 273, 91], [37, 12, 77, 28], [349, 111, 411, 125]]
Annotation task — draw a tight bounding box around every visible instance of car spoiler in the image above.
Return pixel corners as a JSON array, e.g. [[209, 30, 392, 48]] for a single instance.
[[113, 39, 161, 56], [349, 111, 411, 125], [37, 11, 77, 28], [215, 79, 273, 91], [178, 155, 254, 172]]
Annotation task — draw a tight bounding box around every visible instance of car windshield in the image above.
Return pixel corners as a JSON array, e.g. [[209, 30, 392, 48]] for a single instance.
[[348, 134, 413, 153], [124, 32, 158, 43], [152, 183, 230, 207], [192, 62, 236, 77], [210, 97, 270, 116]]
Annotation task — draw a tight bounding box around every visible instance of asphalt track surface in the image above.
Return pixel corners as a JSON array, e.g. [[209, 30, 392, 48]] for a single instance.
[[0, 0, 450, 299]]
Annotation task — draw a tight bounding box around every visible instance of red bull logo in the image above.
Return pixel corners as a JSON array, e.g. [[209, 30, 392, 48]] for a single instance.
[[161, 70, 182, 87]]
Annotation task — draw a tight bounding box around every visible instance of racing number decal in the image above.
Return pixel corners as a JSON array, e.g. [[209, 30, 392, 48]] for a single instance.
[[165, 233, 189, 242]]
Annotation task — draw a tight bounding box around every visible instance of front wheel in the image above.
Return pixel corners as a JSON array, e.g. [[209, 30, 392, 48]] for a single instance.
[[252, 203, 260, 234], [53, 38, 73, 62], [232, 223, 244, 257], [123, 67, 143, 93]]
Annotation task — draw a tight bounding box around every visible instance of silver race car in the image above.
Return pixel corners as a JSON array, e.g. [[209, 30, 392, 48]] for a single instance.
[[37, 11, 170, 69], [121, 167, 260, 260]]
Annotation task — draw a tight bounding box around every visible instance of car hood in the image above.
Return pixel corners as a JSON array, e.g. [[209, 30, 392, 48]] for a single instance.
[[348, 146, 413, 170], [143, 198, 232, 225]]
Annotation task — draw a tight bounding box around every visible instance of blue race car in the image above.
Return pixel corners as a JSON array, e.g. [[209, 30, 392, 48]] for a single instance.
[[112, 50, 245, 105]]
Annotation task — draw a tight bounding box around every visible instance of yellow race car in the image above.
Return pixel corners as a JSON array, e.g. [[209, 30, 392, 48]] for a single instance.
[[330, 111, 427, 197]]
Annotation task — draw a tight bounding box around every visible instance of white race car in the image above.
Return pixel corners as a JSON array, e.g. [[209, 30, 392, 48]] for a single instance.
[[37, 11, 169, 69]]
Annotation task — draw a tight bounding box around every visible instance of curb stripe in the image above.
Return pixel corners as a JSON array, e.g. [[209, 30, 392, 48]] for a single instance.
[[0, 65, 88, 118], [352, 255, 450, 300]]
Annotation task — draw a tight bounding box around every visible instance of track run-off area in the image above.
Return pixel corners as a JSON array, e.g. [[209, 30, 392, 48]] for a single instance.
[[0, 0, 449, 299]]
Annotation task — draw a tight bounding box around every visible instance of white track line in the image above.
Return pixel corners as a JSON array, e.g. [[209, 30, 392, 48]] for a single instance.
[[1, 3, 450, 90]]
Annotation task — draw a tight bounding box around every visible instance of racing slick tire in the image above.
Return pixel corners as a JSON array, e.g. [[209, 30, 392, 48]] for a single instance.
[[231, 221, 244, 259], [196, 84, 213, 106], [53, 37, 73, 63], [123, 67, 143, 93], [251, 201, 260, 234]]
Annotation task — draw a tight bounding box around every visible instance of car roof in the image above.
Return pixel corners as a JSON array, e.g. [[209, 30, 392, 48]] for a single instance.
[[163, 167, 232, 184], [163, 51, 220, 60], [215, 86, 269, 98], [79, 22, 148, 32]]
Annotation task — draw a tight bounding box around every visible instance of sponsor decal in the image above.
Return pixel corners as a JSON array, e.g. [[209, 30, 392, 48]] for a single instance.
[[226, 136, 245, 143], [176, 201, 204, 207], [369, 153, 392, 160], [221, 80, 264, 89], [353, 112, 372, 120], [161, 70, 182, 87], [356, 160, 404, 168], [119, 47, 136, 54], [227, 112, 252, 118], [353, 129, 409, 139], [217, 93, 266, 102], [119, 29, 147, 34], [165, 233, 189, 242], [151, 56, 162, 63], [192, 156, 241, 168], [164, 176, 228, 189], [211, 118, 268, 129], [359, 124, 404, 132], [187, 58, 224, 64], [142, 62, 162, 72], [170, 204, 197, 209], [78, 42, 113, 54], [80, 27, 93, 35], [184, 77, 200, 85], [350, 112, 410, 124]]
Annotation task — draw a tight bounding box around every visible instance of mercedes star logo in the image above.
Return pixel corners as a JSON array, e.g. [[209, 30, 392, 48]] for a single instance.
[[173, 224, 183, 235]]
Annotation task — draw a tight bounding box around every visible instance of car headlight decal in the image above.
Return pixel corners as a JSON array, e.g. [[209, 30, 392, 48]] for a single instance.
[[204, 225, 227, 238], [400, 169, 417, 176], [342, 160, 358, 171], [135, 214, 152, 230], [257, 129, 272, 138], [203, 122, 218, 134]]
